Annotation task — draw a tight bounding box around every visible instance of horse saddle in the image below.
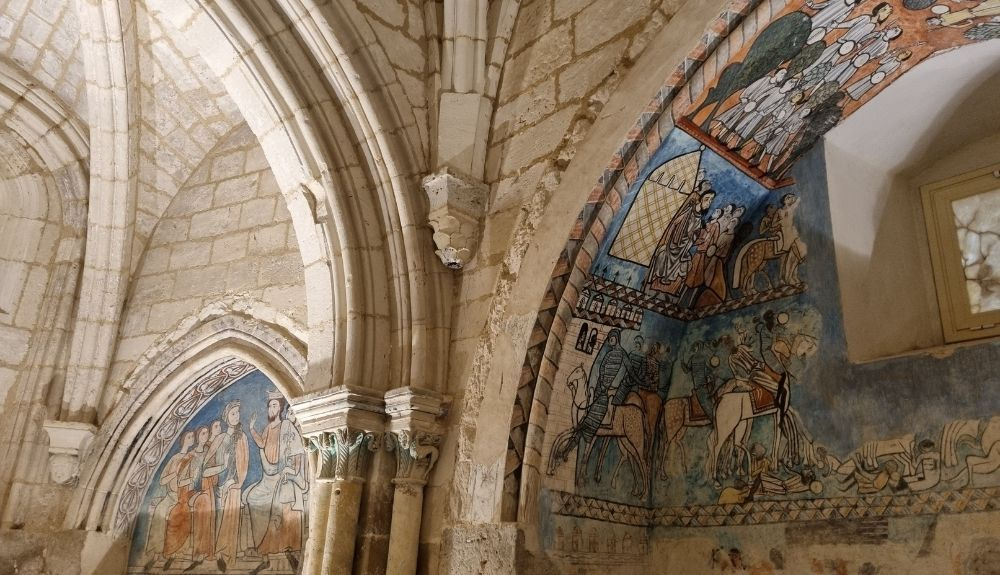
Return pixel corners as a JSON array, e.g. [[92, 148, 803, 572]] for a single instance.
[[749, 384, 777, 414], [686, 396, 712, 424]]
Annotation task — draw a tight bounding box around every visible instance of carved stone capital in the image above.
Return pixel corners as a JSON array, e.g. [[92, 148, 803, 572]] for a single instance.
[[292, 386, 385, 483], [422, 170, 487, 270], [42, 420, 96, 486], [387, 430, 441, 492], [305, 428, 381, 482], [384, 387, 446, 493]]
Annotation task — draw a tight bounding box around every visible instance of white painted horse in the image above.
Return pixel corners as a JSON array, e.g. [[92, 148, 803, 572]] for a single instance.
[[705, 377, 784, 484], [546, 366, 590, 478]]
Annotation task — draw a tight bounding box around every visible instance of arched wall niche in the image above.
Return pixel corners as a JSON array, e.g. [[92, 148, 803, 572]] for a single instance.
[[495, 0, 1000, 571], [69, 312, 307, 536], [0, 56, 89, 524], [118, 357, 310, 574], [825, 39, 1000, 361]]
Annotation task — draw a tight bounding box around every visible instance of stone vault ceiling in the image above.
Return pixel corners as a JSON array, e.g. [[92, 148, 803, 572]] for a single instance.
[[0, 0, 245, 254], [0, 0, 87, 120], [134, 0, 242, 245]]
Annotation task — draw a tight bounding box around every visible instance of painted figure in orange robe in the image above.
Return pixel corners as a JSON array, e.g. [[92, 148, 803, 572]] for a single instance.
[[244, 392, 307, 569], [214, 400, 249, 571], [189, 421, 225, 568], [162, 430, 196, 563], [142, 430, 191, 570]]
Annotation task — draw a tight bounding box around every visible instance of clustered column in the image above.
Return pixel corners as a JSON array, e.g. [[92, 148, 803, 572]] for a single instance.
[[384, 387, 445, 575], [291, 387, 385, 575]]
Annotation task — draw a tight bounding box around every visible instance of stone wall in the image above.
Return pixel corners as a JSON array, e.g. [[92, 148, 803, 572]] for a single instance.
[[0, 0, 87, 119], [0, 154, 60, 406], [436, 0, 723, 558], [106, 123, 306, 418]]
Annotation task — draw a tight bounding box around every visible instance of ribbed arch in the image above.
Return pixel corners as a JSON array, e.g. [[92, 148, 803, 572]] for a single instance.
[[149, 0, 450, 395]]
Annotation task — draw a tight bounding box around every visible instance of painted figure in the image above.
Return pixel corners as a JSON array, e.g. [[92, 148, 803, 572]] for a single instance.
[[245, 392, 307, 568], [822, 26, 903, 90], [143, 431, 192, 570], [776, 194, 806, 286], [163, 431, 196, 566], [645, 181, 717, 299], [698, 205, 745, 307], [927, 0, 1000, 27], [712, 69, 788, 145], [846, 49, 912, 101], [188, 424, 223, 568], [638, 341, 669, 443], [803, 2, 894, 79], [685, 207, 723, 300], [214, 400, 249, 570], [731, 78, 800, 149], [901, 439, 942, 492], [957, 417, 1000, 487], [805, 0, 860, 38], [684, 342, 716, 424]]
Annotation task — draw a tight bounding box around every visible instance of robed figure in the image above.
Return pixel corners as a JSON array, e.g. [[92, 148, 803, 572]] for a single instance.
[[244, 392, 307, 564], [644, 180, 717, 300]]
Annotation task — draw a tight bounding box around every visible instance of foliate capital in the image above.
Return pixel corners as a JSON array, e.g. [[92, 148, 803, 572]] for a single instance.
[[387, 429, 441, 489], [306, 427, 382, 482]]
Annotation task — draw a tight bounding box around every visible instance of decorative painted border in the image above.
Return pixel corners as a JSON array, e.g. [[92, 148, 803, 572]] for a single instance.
[[551, 487, 1000, 528], [505, 0, 771, 517], [112, 357, 258, 535]]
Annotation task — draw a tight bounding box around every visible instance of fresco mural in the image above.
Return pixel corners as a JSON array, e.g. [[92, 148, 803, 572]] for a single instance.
[[492, 1, 1000, 573], [126, 359, 308, 575], [678, 0, 1000, 188], [543, 130, 1000, 514]]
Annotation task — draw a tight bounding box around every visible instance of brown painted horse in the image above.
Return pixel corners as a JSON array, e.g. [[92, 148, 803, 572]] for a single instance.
[[733, 237, 783, 294]]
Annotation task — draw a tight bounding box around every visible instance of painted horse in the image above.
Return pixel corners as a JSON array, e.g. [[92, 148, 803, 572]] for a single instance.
[[656, 395, 712, 480], [587, 395, 648, 497], [705, 371, 789, 485], [732, 236, 784, 295], [546, 368, 648, 497]]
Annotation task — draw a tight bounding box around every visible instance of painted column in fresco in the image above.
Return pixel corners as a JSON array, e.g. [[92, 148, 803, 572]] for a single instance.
[[291, 388, 384, 575], [384, 387, 446, 575]]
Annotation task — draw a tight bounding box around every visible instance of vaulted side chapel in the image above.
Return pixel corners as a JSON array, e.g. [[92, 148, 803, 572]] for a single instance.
[[0, 0, 998, 573]]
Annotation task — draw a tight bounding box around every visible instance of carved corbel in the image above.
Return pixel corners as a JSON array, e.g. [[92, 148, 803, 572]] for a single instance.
[[422, 170, 487, 269], [42, 420, 97, 486]]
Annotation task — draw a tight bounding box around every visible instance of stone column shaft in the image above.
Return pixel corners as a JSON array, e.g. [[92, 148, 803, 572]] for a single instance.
[[385, 479, 426, 575], [303, 480, 331, 575], [383, 388, 445, 575], [322, 479, 364, 575], [291, 387, 385, 575]]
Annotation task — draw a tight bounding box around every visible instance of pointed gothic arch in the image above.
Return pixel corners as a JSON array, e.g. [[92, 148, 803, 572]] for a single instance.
[[67, 312, 307, 534], [144, 0, 451, 395]]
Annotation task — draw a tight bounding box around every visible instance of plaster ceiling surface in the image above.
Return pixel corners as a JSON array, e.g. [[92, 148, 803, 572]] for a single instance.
[[0, 0, 87, 122], [133, 0, 242, 243], [826, 40, 1000, 177]]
